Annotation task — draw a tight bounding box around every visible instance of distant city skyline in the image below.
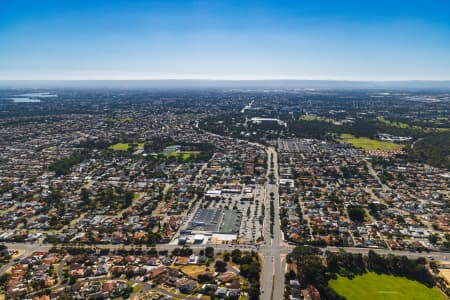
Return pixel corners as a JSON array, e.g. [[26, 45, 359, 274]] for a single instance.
[[1, 0, 450, 80]]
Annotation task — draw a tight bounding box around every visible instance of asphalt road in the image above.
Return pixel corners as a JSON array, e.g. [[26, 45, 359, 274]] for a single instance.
[[260, 146, 284, 300], [4, 242, 447, 262]]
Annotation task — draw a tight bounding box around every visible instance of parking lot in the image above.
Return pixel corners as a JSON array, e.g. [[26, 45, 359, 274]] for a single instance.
[[205, 184, 264, 243]]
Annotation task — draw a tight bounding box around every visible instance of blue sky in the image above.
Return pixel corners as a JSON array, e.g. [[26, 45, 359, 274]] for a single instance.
[[1, 0, 449, 80]]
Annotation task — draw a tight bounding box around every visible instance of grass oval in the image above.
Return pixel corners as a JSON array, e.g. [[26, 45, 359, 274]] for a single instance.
[[329, 272, 446, 300]]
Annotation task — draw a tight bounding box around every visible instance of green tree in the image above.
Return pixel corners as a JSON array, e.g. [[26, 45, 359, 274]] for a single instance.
[[348, 207, 365, 222], [205, 246, 214, 258], [214, 260, 227, 272]]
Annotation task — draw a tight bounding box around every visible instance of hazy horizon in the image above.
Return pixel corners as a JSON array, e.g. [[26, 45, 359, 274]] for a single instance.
[[2, 79, 450, 90]]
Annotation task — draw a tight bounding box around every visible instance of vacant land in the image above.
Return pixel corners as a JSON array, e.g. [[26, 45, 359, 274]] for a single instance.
[[180, 265, 209, 279], [338, 134, 402, 151], [109, 143, 144, 151], [166, 151, 200, 160], [329, 272, 446, 300]]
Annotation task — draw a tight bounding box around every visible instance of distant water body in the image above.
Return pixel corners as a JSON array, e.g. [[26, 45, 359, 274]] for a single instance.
[[8, 97, 41, 103], [2, 92, 57, 103], [17, 92, 57, 98]]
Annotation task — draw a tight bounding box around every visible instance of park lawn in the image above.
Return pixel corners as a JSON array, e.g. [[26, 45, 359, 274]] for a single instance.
[[166, 151, 200, 160], [338, 134, 402, 151], [329, 272, 446, 300], [180, 265, 209, 279], [109, 142, 144, 151]]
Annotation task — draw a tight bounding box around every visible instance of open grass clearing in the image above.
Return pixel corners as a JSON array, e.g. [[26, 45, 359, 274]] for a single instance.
[[338, 134, 403, 151], [329, 272, 446, 300], [376, 116, 415, 129]]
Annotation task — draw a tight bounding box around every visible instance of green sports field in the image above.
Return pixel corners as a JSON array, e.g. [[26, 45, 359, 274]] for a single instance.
[[165, 151, 200, 160], [109, 143, 144, 151], [329, 272, 446, 300], [338, 134, 403, 151]]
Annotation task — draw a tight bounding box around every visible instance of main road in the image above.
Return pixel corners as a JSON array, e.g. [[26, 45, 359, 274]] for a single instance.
[[3, 242, 448, 263], [260, 146, 285, 300]]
